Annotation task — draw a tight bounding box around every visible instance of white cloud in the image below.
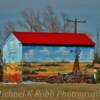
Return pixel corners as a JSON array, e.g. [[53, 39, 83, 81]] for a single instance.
[[59, 47, 66, 51], [28, 49, 35, 55], [40, 48, 50, 55], [58, 47, 69, 55], [24, 49, 35, 59]]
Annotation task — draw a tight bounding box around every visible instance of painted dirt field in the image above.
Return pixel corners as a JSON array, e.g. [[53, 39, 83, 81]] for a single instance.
[[3, 62, 94, 82]]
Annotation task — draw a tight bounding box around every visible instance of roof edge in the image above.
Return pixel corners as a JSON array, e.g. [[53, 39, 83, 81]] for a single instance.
[[12, 32, 95, 46]]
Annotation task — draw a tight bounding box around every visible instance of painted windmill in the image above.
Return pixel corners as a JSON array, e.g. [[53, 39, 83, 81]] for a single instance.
[[72, 48, 81, 73]]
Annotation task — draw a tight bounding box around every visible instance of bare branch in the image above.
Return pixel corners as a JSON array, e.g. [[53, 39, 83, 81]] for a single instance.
[[17, 10, 43, 32], [3, 7, 73, 33], [43, 7, 60, 32], [4, 21, 16, 33]]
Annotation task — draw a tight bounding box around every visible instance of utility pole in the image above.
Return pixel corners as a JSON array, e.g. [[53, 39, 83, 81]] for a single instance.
[[96, 29, 100, 55], [67, 17, 86, 33], [0, 47, 3, 82], [68, 17, 86, 73]]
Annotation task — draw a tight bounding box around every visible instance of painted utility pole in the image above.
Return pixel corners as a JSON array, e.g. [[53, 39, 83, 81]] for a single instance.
[[67, 17, 86, 33]]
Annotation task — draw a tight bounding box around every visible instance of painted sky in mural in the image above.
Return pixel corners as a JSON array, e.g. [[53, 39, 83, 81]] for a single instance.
[[23, 46, 94, 62]]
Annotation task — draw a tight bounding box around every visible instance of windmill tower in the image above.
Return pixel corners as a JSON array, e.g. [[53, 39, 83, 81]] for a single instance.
[[72, 48, 81, 73]]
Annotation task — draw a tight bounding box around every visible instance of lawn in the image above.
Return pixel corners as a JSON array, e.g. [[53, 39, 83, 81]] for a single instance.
[[0, 83, 100, 100]]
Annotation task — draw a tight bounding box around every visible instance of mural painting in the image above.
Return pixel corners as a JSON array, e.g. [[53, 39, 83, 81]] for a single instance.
[[3, 45, 94, 82]]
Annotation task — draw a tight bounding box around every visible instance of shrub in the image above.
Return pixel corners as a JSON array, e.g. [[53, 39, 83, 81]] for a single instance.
[[0, 65, 3, 82], [96, 70, 100, 83]]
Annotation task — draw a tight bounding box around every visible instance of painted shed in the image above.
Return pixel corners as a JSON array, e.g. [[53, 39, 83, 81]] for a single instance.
[[3, 32, 95, 82]]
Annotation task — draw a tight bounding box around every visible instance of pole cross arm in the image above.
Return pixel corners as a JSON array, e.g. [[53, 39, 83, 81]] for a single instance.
[[67, 17, 86, 33]]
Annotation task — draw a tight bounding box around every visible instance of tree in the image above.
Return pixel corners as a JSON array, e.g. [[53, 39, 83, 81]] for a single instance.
[[42, 6, 60, 32], [96, 70, 100, 83], [17, 10, 43, 32], [3, 7, 73, 33], [94, 53, 100, 63], [1, 6, 75, 44], [1, 21, 16, 42], [4, 21, 16, 33], [1, 7, 75, 46]]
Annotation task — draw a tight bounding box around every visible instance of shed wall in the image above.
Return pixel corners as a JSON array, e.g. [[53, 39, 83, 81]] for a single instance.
[[3, 34, 22, 63]]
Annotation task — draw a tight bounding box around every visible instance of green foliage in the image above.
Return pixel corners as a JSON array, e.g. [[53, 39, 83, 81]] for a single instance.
[[85, 64, 93, 68], [96, 70, 100, 83], [22, 69, 38, 75], [94, 53, 100, 63], [0, 65, 3, 82]]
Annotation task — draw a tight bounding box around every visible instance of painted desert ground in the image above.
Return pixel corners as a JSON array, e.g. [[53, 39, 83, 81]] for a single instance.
[[3, 62, 94, 82]]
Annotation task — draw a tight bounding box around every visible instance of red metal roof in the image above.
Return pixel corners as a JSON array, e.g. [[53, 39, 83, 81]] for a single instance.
[[12, 32, 95, 46]]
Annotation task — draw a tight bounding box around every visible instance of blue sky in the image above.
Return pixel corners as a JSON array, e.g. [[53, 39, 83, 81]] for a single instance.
[[22, 46, 94, 62], [0, 0, 100, 35]]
